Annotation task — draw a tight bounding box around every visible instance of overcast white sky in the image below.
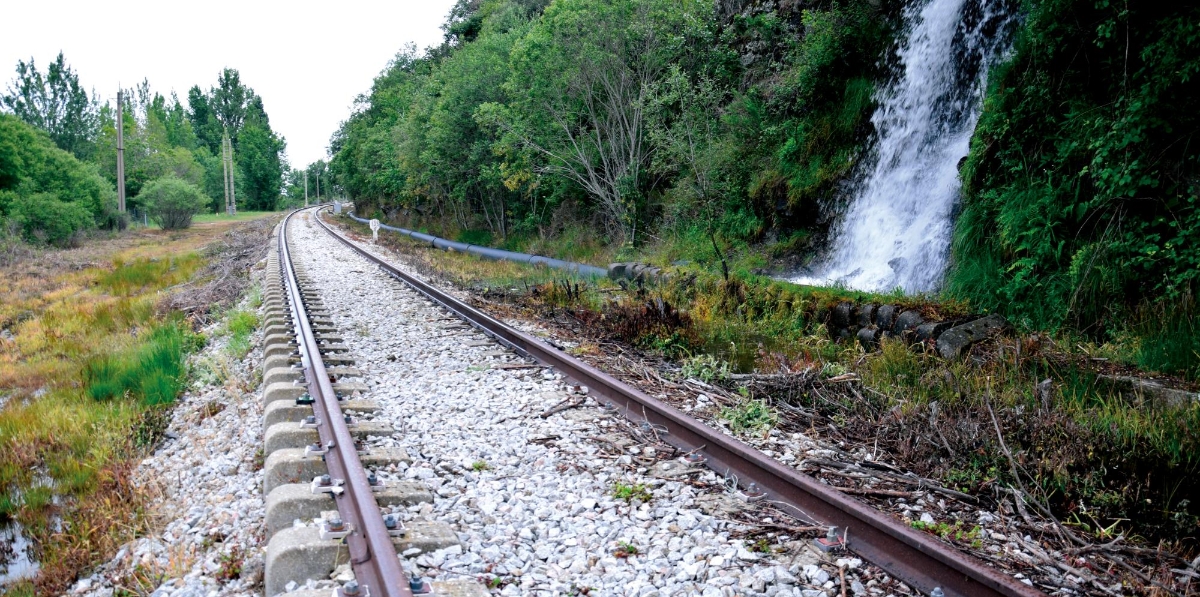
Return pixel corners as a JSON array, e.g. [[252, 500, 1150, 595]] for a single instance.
[[0, 0, 457, 168]]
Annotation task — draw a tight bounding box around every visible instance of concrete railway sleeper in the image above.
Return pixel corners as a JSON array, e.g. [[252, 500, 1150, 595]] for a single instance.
[[259, 212, 485, 597], [306, 206, 1045, 597]]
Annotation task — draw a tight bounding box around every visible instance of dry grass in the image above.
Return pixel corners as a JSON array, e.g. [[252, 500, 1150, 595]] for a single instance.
[[0, 214, 274, 595]]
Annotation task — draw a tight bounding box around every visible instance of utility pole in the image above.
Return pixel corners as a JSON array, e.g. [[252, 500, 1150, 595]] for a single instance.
[[304, 170, 308, 207], [222, 129, 237, 216], [116, 90, 126, 213], [316, 171, 320, 202]]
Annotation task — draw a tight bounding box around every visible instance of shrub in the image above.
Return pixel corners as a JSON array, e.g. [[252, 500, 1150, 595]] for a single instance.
[[10, 191, 93, 245], [139, 177, 207, 230]]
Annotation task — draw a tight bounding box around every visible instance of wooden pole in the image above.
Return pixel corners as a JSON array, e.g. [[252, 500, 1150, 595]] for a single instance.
[[221, 130, 229, 215], [229, 135, 236, 215], [304, 170, 308, 207], [116, 90, 126, 213]]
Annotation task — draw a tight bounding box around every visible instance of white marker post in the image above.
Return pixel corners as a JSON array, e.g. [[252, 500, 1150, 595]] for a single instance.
[[369, 219, 380, 244], [333, 200, 342, 215]]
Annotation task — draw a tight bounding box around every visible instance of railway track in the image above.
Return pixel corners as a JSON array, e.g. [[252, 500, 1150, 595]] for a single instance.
[[262, 209, 485, 597], [302, 206, 1045, 597]]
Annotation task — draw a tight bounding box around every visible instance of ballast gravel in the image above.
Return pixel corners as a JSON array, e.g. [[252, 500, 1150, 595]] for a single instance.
[[67, 296, 269, 597], [285, 212, 876, 597]]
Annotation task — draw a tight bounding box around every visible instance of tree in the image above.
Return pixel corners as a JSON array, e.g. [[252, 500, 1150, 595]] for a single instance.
[[187, 86, 221, 154], [488, 0, 682, 244], [1, 52, 98, 160], [139, 177, 206, 229], [236, 97, 285, 210], [212, 68, 249, 139]]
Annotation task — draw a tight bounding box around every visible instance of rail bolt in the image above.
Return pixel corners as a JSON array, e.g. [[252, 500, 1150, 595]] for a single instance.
[[930, 589, 944, 597], [296, 393, 314, 406], [340, 580, 362, 596], [741, 482, 766, 501], [684, 453, 707, 465], [815, 525, 845, 552], [409, 577, 431, 594]]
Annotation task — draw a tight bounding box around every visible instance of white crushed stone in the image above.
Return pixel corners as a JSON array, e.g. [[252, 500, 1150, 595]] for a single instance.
[[69, 289, 269, 597], [287, 213, 871, 597]]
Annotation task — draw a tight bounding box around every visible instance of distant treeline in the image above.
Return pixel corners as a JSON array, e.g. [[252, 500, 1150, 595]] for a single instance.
[[0, 55, 290, 243]]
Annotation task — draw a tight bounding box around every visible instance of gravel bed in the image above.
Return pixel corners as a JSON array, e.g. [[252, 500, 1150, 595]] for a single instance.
[[324, 215, 1144, 596], [288, 213, 915, 597], [68, 290, 270, 597]]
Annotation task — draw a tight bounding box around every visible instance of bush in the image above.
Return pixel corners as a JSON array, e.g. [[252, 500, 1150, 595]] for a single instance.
[[139, 177, 207, 230], [10, 191, 93, 245], [0, 114, 115, 227]]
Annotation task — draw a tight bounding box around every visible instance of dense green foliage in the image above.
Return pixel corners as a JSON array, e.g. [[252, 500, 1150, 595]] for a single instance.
[[1, 53, 97, 161], [331, 0, 899, 248], [951, 0, 1200, 376], [0, 113, 113, 244], [139, 177, 207, 229], [2, 59, 288, 229]]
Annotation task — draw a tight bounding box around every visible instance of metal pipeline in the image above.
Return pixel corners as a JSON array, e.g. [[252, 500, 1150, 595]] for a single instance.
[[345, 212, 608, 278]]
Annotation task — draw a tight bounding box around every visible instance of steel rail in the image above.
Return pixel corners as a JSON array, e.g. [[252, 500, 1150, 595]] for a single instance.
[[280, 209, 414, 597], [314, 207, 1044, 597]]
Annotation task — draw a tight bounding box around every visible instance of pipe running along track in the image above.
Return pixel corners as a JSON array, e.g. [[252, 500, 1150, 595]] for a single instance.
[[279, 208, 415, 597], [312, 206, 1044, 597], [343, 212, 608, 278]]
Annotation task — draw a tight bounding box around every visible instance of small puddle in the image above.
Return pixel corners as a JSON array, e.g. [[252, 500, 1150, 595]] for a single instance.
[[0, 472, 62, 590], [0, 520, 39, 588]]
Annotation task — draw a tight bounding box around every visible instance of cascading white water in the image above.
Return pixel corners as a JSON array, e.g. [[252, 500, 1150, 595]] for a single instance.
[[791, 0, 1016, 293]]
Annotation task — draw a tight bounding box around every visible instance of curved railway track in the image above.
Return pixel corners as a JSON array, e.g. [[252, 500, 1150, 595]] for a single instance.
[[303, 206, 1044, 597]]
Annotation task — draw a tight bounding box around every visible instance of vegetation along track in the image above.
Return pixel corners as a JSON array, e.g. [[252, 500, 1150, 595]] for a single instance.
[[308, 206, 1040, 597]]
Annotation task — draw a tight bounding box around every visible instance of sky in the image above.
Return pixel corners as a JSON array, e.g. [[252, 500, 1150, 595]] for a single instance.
[[0, 0, 458, 169]]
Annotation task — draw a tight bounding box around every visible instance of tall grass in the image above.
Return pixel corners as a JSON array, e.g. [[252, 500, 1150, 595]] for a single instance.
[[96, 254, 202, 296], [84, 323, 196, 406], [1130, 297, 1200, 379]]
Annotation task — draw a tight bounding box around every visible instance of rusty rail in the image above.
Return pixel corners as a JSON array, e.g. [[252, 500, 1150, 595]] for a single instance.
[[315, 207, 1044, 597], [280, 209, 413, 597]]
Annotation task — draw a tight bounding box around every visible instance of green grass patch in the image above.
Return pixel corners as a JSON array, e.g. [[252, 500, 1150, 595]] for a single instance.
[[220, 309, 259, 359], [84, 322, 200, 406], [96, 254, 204, 296], [720, 397, 778, 436], [611, 482, 653, 502], [189, 211, 278, 225]]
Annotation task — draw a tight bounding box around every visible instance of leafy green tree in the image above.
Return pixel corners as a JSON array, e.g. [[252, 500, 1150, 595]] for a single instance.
[[139, 177, 206, 229], [487, 0, 687, 244], [236, 97, 285, 210], [0, 113, 114, 238], [212, 68, 249, 140], [186, 85, 222, 155], [2, 52, 98, 160]]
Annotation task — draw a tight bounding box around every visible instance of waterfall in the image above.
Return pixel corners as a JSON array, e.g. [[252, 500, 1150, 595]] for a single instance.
[[791, 0, 1017, 293]]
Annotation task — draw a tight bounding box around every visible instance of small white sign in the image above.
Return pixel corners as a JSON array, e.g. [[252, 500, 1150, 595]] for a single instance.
[[369, 218, 380, 243], [333, 200, 342, 214]]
